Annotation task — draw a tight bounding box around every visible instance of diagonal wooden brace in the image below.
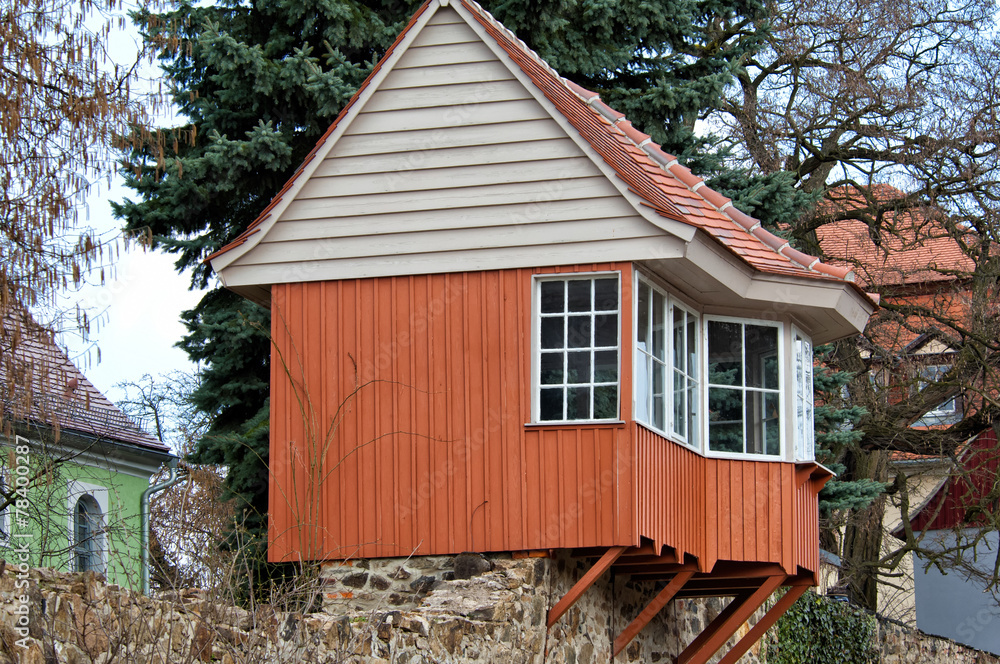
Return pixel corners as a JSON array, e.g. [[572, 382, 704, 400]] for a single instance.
[[613, 569, 696, 656], [716, 580, 811, 664], [675, 574, 786, 664], [547, 545, 627, 628]]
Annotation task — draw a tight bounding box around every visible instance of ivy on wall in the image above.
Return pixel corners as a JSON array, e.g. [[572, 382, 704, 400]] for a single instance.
[[766, 591, 879, 664]]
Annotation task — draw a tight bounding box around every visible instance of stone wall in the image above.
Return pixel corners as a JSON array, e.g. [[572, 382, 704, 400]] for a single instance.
[[0, 554, 997, 663]]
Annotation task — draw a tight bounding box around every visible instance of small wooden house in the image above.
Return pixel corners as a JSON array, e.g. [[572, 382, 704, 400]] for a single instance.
[[209, 0, 875, 660]]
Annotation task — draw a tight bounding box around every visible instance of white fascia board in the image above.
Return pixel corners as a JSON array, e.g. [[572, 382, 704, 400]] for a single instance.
[[209, 1, 448, 275], [448, 1, 697, 244]]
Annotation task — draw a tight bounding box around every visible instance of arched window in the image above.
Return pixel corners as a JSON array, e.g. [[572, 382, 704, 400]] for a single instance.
[[74, 495, 103, 572]]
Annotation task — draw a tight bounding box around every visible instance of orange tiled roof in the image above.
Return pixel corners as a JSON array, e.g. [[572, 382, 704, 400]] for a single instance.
[[209, 0, 862, 290], [817, 185, 973, 289]]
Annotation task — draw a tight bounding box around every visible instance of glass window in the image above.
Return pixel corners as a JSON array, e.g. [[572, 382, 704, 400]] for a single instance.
[[793, 330, 814, 461], [915, 364, 960, 425], [74, 495, 103, 573], [708, 320, 781, 456], [634, 277, 699, 447], [537, 275, 619, 422]]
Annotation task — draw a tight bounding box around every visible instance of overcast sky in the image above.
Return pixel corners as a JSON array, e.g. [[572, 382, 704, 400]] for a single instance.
[[58, 179, 204, 402], [49, 16, 206, 404]]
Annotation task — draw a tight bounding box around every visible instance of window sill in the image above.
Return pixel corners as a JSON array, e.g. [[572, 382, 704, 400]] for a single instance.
[[525, 420, 627, 428]]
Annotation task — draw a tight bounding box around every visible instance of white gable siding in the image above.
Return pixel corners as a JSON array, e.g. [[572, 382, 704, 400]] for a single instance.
[[229, 6, 674, 281]]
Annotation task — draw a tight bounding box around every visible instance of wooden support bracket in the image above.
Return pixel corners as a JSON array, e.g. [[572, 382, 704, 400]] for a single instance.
[[716, 580, 811, 664], [675, 574, 786, 664], [613, 569, 695, 656], [546, 546, 626, 628]]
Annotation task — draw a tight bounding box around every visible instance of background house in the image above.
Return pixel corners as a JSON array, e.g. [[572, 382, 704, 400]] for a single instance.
[[0, 311, 174, 588], [816, 185, 998, 640], [895, 430, 1000, 654], [207, 0, 875, 660]]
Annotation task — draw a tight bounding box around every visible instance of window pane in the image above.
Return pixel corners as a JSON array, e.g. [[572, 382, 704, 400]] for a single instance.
[[594, 278, 618, 310], [687, 317, 698, 378], [567, 315, 591, 348], [686, 385, 699, 447], [708, 321, 742, 386], [653, 361, 666, 430], [541, 281, 564, 313], [567, 386, 591, 419], [567, 351, 591, 384], [746, 324, 778, 389], [652, 292, 666, 361], [540, 388, 563, 420], [709, 387, 743, 453], [541, 318, 564, 349], [637, 282, 650, 348], [594, 350, 617, 383], [635, 355, 650, 423], [594, 314, 617, 347], [568, 280, 592, 312], [540, 352, 563, 385], [673, 370, 686, 438], [673, 307, 685, 370], [594, 385, 618, 419], [765, 392, 781, 455]]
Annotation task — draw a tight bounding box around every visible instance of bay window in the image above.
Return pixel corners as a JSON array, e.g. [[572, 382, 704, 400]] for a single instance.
[[535, 269, 818, 462], [634, 277, 699, 447], [536, 275, 620, 422]]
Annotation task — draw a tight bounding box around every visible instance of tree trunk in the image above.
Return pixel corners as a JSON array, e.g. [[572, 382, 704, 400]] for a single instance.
[[840, 448, 890, 611]]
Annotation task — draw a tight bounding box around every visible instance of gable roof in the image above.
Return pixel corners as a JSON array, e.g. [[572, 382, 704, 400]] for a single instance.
[[208, 0, 875, 329], [1, 311, 169, 454], [817, 185, 974, 289]]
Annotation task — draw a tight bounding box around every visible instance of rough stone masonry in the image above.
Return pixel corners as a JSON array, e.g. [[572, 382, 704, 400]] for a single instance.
[[0, 554, 996, 663]]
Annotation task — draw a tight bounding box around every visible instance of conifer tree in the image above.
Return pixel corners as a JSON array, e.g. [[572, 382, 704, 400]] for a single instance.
[[115, 0, 769, 588]]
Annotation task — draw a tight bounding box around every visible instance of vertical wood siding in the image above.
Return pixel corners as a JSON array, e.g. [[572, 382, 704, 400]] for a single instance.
[[268, 264, 636, 562], [633, 423, 817, 573], [268, 263, 824, 574]]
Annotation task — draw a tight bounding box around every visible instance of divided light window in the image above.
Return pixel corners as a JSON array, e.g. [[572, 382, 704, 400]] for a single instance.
[[707, 319, 781, 456], [793, 330, 815, 461], [635, 278, 699, 447], [537, 275, 620, 422]]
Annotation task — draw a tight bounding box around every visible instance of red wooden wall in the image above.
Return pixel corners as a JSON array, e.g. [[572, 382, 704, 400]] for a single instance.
[[268, 263, 825, 575], [633, 423, 824, 573], [268, 263, 636, 562]]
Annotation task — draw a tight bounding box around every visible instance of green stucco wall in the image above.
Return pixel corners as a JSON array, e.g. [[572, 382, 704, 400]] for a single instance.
[[0, 437, 157, 589]]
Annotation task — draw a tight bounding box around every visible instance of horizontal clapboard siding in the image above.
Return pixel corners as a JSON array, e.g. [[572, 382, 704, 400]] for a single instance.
[[239, 217, 660, 265], [228, 5, 670, 281]]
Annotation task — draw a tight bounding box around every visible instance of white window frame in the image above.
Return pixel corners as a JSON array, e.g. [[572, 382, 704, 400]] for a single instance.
[[532, 272, 621, 423], [792, 327, 815, 462], [633, 273, 700, 450], [704, 316, 784, 459], [66, 480, 108, 574]]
